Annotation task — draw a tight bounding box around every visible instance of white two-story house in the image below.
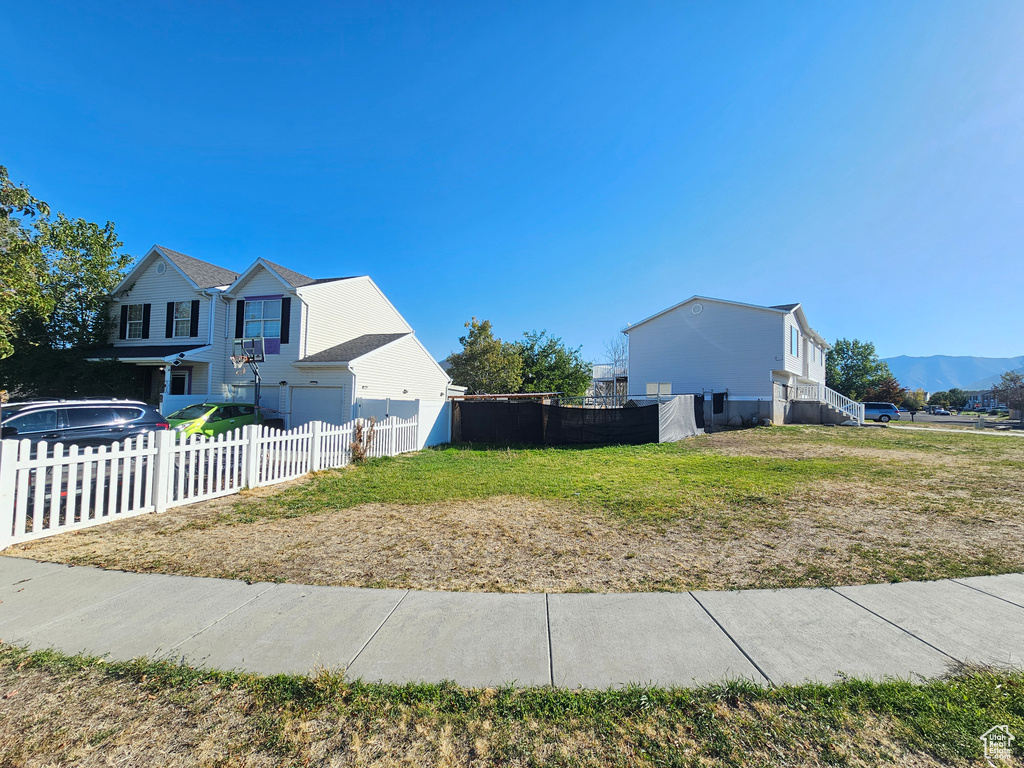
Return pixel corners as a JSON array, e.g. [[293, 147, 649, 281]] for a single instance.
[[623, 296, 861, 425], [89, 245, 453, 446]]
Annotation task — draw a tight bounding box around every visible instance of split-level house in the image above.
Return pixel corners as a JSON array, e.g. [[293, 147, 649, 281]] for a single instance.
[[89, 245, 453, 446], [623, 296, 862, 425]]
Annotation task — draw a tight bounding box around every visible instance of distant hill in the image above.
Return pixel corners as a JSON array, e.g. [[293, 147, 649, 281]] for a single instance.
[[882, 355, 1024, 392]]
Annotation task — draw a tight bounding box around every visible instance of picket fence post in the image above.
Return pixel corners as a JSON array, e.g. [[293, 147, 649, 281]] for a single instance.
[[244, 423, 261, 488], [151, 430, 176, 513], [309, 421, 322, 472], [0, 439, 18, 550]]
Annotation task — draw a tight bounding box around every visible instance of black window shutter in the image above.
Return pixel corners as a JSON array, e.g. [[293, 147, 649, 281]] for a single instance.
[[190, 300, 200, 337], [165, 302, 175, 338], [234, 300, 245, 338], [119, 305, 128, 340], [280, 297, 291, 344], [141, 303, 151, 339]]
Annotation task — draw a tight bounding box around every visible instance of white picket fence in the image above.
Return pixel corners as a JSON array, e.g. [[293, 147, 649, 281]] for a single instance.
[[0, 416, 417, 549]]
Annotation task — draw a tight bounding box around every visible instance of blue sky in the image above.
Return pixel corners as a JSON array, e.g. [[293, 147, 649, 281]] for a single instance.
[[3, 1, 1023, 364]]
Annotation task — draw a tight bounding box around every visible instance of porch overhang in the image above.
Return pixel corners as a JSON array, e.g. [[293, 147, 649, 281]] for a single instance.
[[86, 344, 213, 365]]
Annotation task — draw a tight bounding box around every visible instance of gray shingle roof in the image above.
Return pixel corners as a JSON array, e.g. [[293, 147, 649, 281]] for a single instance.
[[261, 259, 318, 288], [155, 246, 240, 289], [258, 259, 359, 288], [770, 303, 800, 311], [295, 333, 409, 364]]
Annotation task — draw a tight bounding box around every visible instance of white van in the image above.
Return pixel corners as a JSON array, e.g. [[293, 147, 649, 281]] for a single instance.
[[862, 402, 901, 423]]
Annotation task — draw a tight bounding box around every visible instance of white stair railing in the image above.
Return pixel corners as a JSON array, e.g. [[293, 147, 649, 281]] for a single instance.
[[820, 386, 864, 423], [789, 384, 864, 423]]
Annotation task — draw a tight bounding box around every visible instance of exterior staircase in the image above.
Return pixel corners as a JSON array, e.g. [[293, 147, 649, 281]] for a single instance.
[[790, 385, 864, 424]]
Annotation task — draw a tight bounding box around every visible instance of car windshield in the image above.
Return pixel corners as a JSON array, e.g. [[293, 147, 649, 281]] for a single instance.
[[169, 405, 214, 420]]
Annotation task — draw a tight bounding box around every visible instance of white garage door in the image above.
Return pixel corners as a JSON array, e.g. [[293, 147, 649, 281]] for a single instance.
[[290, 386, 347, 428], [232, 385, 280, 411]]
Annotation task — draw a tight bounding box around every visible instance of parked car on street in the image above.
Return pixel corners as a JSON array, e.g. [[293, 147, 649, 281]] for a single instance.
[[167, 402, 284, 437], [932, 407, 951, 416], [1, 399, 169, 446], [861, 402, 902, 423]]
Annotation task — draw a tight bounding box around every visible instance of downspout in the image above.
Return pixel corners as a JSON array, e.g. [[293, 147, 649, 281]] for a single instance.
[[203, 289, 218, 397], [294, 289, 310, 360], [350, 364, 359, 421]]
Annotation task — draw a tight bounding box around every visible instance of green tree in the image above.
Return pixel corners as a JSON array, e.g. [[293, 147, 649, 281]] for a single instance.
[[0, 165, 136, 398], [993, 370, 1024, 421], [928, 391, 950, 408], [902, 388, 927, 411], [860, 375, 906, 405], [447, 318, 524, 394], [946, 387, 969, 411], [0, 166, 51, 358], [825, 338, 894, 400], [516, 330, 591, 397], [36, 214, 133, 349]]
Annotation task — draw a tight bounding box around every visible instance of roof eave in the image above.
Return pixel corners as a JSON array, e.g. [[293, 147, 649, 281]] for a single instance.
[[623, 295, 790, 333]]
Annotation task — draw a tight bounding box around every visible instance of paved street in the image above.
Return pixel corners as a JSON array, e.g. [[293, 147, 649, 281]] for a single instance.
[[2, 557, 1022, 688]]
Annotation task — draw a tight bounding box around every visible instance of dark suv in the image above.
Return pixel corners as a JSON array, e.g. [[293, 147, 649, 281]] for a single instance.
[[0, 399, 169, 447]]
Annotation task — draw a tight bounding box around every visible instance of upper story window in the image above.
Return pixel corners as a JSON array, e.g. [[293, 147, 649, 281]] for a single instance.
[[126, 304, 145, 339], [173, 301, 192, 338], [790, 326, 799, 357], [244, 299, 282, 339]]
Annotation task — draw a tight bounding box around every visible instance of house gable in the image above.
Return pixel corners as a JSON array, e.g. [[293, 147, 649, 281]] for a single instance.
[[110, 251, 211, 346], [297, 276, 412, 358], [625, 298, 783, 398]]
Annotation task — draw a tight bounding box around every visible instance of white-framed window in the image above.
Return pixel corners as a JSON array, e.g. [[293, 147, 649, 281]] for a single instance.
[[173, 301, 192, 338], [790, 326, 799, 357], [126, 304, 144, 339], [646, 382, 671, 396], [244, 299, 282, 339]]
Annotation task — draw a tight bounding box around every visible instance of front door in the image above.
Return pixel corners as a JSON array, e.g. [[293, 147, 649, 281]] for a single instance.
[[170, 368, 191, 396]]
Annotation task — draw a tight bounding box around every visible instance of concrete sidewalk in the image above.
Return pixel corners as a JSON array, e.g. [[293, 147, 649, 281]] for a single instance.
[[890, 424, 1024, 437], [1, 557, 1022, 689]]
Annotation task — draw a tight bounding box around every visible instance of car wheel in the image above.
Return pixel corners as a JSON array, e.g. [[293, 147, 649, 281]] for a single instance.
[[880, 415, 890, 423]]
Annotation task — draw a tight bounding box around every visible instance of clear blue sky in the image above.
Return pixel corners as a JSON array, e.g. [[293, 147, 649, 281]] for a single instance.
[[3, 1, 1023, 363]]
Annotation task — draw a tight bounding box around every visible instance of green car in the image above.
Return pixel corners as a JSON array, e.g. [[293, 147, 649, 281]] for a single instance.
[[167, 402, 277, 437]]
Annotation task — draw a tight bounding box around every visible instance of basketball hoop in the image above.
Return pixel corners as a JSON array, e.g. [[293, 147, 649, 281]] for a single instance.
[[231, 354, 248, 376]]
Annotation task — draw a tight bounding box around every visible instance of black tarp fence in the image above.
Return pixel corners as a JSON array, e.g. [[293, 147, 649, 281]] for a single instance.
[[452, 395, 704, 446]]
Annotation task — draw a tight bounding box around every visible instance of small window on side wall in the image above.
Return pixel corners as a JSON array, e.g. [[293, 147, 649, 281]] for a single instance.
[[790, 326, 799, 357]]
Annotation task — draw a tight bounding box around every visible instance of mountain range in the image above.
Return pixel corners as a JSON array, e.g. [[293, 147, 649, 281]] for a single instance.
[[881, 355, 1024, 393]]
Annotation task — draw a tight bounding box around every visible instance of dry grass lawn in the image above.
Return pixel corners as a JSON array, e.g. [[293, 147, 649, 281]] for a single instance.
[[6, 426, 1024, 592], [2, 645, 1020, 767]]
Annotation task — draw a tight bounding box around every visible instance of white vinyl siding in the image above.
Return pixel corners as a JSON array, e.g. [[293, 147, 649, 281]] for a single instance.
[[627, 300, 783, 400], [111, 256, 209, 346], [214, 267, 301, 399], [782, 314, 803, 376], [350, 335, 450, 402], [300, 277, 411, 358]]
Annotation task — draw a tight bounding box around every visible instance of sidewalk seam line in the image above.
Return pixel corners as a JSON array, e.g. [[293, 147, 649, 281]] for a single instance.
[[346, 590, 410, 671], [168, 582, 279, 651], [689, 592, 774, 687], [545, 594, 554, 687], [829, 589, 960, 662], [950, 579, 1024, 611]]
